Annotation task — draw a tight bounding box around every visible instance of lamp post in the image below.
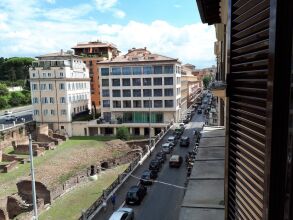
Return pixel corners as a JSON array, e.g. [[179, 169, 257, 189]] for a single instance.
[[28, 134, 38, 220]]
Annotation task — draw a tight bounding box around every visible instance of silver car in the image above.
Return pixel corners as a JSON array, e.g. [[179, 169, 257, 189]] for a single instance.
[[109, 207, 134, 220]]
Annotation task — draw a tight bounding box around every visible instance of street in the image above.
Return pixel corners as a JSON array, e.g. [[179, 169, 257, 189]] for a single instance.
[[93, 110, 206, 220]]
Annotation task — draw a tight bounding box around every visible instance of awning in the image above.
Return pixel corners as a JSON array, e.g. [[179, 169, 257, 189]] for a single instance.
[[196, 0, 221, 25]]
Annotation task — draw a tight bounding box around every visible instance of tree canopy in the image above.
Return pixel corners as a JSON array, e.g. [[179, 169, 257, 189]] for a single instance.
[[202, 75, 212, 89]]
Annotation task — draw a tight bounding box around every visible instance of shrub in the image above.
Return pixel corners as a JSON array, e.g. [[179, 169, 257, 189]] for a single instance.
[[116, 127, 129, 141], [0, 96, 8, 109], [0, 83, 9, 96]]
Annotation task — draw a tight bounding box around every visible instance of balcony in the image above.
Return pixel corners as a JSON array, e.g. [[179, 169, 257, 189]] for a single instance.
[[209, 81, 226, 98]]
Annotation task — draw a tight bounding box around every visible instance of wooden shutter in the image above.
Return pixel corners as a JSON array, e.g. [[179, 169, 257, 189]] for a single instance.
[[227, 0, 270, 219]]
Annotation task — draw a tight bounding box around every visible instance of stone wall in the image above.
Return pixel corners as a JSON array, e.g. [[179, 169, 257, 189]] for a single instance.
[[17, 181, 51, 205], [0, 207, 8, 220], [6, 195, 32, 219], [12, 143, 45, 156], [0, 126, 28, 150]]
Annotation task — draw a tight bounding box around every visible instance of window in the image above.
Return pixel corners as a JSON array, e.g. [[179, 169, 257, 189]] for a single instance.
[[143, 89, 152, 97], [177, 77, 181, 84], [32, 73, 35, 78], [32, 84, 38, 90], [164, 77, 173, 85], [113, 100, 121, 108], [34, 110, 39, 115], [177, 88, 180, 94], [101, 68, 109, 76], [103, 100, 110, 107], [154, 66, 163, 74], [123, 100, 131, 108], [61, 109, 67, 115], [164, 88, 174, 96], [40, 84, 46, 90], [43, 109, 48, 115], [41, 97, 48, 104], [32, 97, 38, 104], [133, 100, 142, 108], [49, 97, 54, 103], [60, 97, 66, 103], [48, 84, 53, 90], [123, 89, 131, 97], [165, 100, 174, 107], [59, 83, 65, 90], [60, 72, 64, 77], [102, 89, 109, 97], [122, 67, 132, 75], [154, 89, 162, 97], [153, 78, 162, 85], [133, 89, 141, 97], [50, 109, 55, 115], [112, 79, 120, 86], [122, 78, 131, 86], [102, 79, 109, 87], [143, 66, 152, 74], [43, 73, 46, 77], [143, 78, 151, 86], [112, 67, 121, 75], [164, 65, 174, 74], [48, 73, 52, 77], [112, 90, 121, 97], [154, 100, 163, 108], [132, 78, 141, 86], [144, 100, 152, 108], [133, 67, 142, 75]]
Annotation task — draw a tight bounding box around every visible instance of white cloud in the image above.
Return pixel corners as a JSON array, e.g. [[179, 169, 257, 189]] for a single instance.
[[174, 4, 182, 8], [45, 0, 56, 4], [113, 9, 126, 19], [0, 1, 216, 68], [96, 20, 216, 67], [94, 0, 117, 12]]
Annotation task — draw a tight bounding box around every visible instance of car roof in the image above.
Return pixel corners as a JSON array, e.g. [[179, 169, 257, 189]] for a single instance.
[[181, 136, 189, 140], [129, 185, 139, 192], [170, 155, 180, 161], [142, 170, 150, 175], [109, 208, 133, 220], [162, 143, 170, 147]]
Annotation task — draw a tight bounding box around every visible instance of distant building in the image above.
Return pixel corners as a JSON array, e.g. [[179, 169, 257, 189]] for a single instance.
[[181, 64, 202, 116], [72, 41, 119, 111], [29, 50, 91, 136], [91, 47, 181, 136]]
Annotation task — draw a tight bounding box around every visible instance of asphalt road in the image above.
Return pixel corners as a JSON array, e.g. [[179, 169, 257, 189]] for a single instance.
[[94, 111, 206, 220], [0, 109, 33, 127]]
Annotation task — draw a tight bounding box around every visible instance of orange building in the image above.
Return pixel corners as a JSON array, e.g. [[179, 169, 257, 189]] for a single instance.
[[72, 41, 119, 111]]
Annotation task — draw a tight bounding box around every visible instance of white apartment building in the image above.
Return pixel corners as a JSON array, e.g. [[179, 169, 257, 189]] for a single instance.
[[29, 50, 91, 136], [96, 47, 181, 136]]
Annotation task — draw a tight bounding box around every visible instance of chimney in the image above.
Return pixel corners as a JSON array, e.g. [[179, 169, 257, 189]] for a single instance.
[[60, 49, 64, 55]]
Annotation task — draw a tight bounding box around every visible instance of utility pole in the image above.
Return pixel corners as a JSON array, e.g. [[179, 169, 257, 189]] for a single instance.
[[29, 134, 38, 220]]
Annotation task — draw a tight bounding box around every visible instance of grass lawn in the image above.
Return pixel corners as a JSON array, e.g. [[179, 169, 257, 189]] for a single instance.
[[39, 164, 128, 220], [0, 137, 108, 198]]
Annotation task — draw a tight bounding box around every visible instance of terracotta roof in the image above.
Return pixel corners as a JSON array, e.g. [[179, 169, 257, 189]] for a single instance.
[[72, 42, 117, 49], [36, 51, 79, 58]]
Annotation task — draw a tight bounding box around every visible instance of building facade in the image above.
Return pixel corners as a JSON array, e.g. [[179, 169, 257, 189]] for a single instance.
[[181, 64, 202, 116], [96, 48, 181, 136], [196, 0, 293, 219], [29, 50, 91, 136], [72, 41, 119, 111]]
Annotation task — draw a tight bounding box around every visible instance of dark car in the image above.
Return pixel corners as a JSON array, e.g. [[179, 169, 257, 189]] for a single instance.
[[180, 136, 190, 147], [162, 143, 172, 154], [197, 109, 202, 114], [126, 185, 147, 205], [149, 159, 161, 172], [140, 170, 157, 185], [183, 117, 190, 124], [156, 152, 167, 164], [169, 155, 183, 168], [167, 136, 177, 147]]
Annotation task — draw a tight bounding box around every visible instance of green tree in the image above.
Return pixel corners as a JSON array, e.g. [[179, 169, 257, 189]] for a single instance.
[[0, 83, 9, 96], [0, 97, 8, 109], [116, 127, 130, 140], [8, 92, 26, 106], [203, 75, 212, 89]]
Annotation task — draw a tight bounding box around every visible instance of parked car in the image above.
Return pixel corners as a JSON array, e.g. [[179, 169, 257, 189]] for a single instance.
[[162, 143, 172, 154], [174, 127, 184, 137], [169, 155, 183, 168], [140, 170, 157, 185], [167, 136, 177, 146], [149, 159, 161, 172], [5, 115, 17, 121], [179, 123, 185, 129], [183, 117, 190, 124], [126, 185, 147, 205], [4, 110, 13, 115], [156, 151, 167, 164], [109, 208, 134, 220], [197, 109, 202, 114], [180, 136, 190, 147]]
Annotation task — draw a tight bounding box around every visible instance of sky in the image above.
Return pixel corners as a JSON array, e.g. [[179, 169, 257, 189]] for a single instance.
[[0, 0, 216, 68]]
